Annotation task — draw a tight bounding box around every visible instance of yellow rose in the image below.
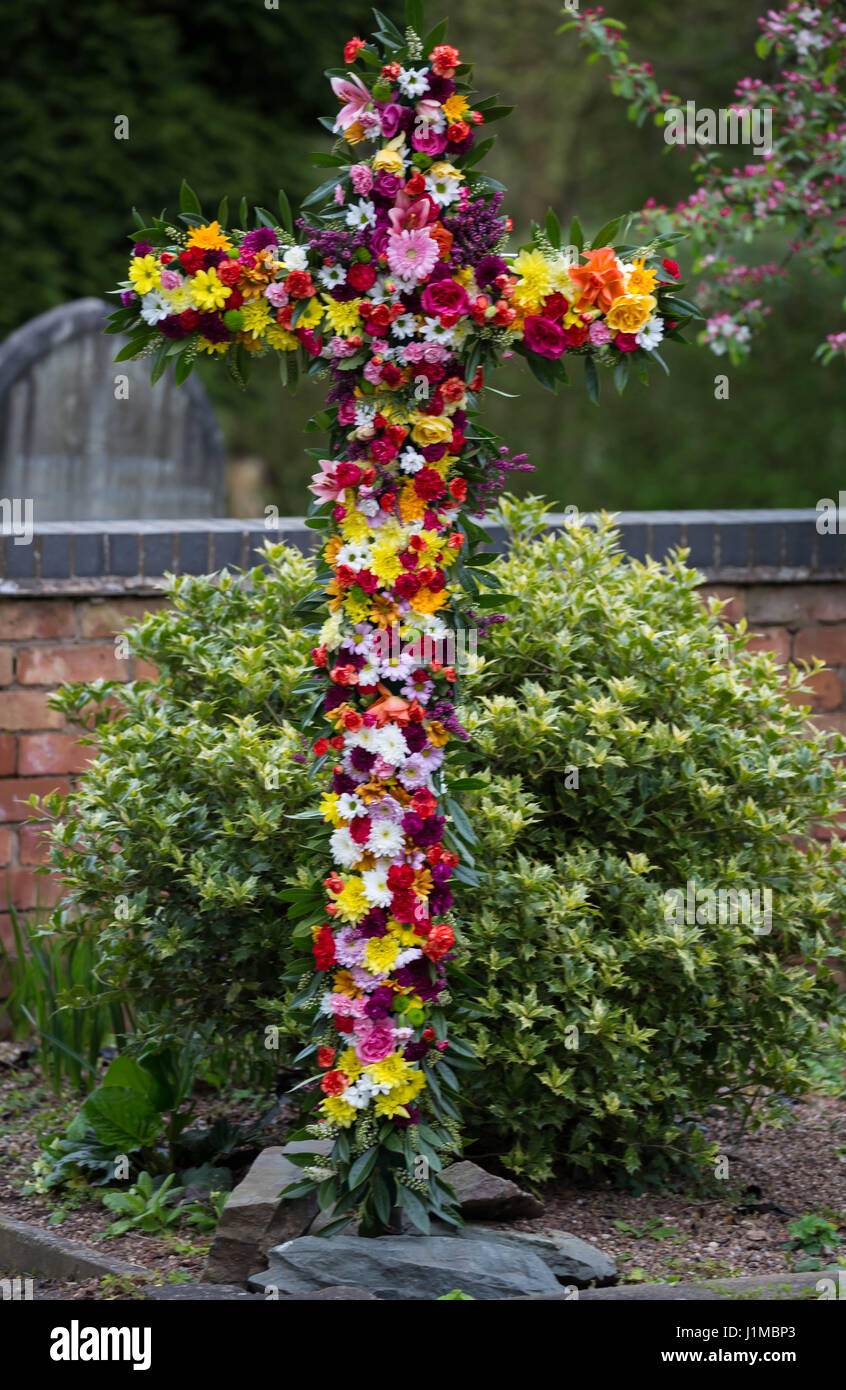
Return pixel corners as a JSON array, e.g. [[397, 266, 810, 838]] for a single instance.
[[373, 136, 406, 174], [604, 294, 657, 335], [428, 160, 463, 183], [410, 413, 454, 447]]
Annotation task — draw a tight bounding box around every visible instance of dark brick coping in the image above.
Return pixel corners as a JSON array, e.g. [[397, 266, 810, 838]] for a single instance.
[[0, 510, 839, 595]]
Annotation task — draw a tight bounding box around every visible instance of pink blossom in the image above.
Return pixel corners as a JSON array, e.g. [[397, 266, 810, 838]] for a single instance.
[[330, 74, 372, 133], [350, 163, 374, 195], [588, 320, 612, 346], [265, 283, 288, 308], [386, 227, 439, 283], [355, 1023, 396, 1064]]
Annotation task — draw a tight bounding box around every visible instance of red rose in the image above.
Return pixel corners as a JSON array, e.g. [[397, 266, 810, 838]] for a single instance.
[[285, 270, 315, 299], [662, 258, 680, 279], [523, 314, 565, 359], [313, 737, 329, 756], [420, 279, 469, 319], [424, 922, 455, 961], [561, 325, 589, 348], [404, 172, 426, 197], [317, 1045, 335, 1068], [614, 332, 639, 353], [313, 926, 336, 971], [447, 121, 471, 143], [344, 36, 365, 63], [348, 261, 377, 292], [542, 292, 569, 321], [179, 247, 205, 275]]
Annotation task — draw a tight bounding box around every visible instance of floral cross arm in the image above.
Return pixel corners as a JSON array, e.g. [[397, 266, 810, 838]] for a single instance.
[[106, 2, 691, 1236]]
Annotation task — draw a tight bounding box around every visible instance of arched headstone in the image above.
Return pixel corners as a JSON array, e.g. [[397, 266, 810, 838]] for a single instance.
[[0, 298, 226, 520]]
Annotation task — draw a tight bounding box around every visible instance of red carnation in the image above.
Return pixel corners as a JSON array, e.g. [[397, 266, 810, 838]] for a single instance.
[[424, 922, 455, 961], [285, 270, 315, 299], [317, 1045, 335, 1068], [414, 468, 447, 502], [344, 36, 365, 63], [321, 1069, 349, 1096], [313, 926, 336, 971], [662, 258, 680, 279], [348, 261, 377, 292], [179, 247, 206, 275]]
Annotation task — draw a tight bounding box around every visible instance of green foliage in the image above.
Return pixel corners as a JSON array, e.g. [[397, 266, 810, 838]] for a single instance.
[[449, 497, 846, 1181], [39, 511, 846, 1186], [101, 1171, 183, 1237], [0, 902, 134, 1093], [783, 1213, 842, 1270], [41, 544, 316, 1055]]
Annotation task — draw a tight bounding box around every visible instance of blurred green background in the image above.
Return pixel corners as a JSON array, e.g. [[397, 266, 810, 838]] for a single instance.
[[3, 0, 843, 512]]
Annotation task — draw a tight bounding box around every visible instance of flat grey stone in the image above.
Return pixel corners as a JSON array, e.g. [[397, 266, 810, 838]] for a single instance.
[[202, 1141, 331, 1285], [142, 1283, 264, 1301], [248, 1234, 561, 1301], [0, 1213, 145, 1282], [458, 1225, 616, 1286], [441, 1160, 544, 1220]]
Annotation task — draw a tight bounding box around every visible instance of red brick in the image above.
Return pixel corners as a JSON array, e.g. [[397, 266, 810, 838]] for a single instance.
[[0, 915, 14, 953], [747, 584, 846, 626], [0, 649, 12, 685], [794, 627, 846, 666], [80, 597, 167, 639], [5, 868, 63, 910], [17, 733, 93, 776], [0, 690, 65, 731], [788, 668, 842, 712], [746, 625, 792, 664], [133, 658, 159, 681], [17, 644, 126, 685], [0, 734, 15, 775], [809, 711, 846, 739], [698, 584, 746, 624], [0, 600, 75, 641], [19, 822, 50, 865], [0, 778, 71, 823], [0, 827, 10, 865]]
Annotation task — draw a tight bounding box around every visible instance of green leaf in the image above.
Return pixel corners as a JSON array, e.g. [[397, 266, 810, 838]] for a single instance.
[[545, 208, 561, 250], [82, 1087, 162, 1150], [396, 1183, 431, 1234], [217, 196, 229, 228], [590, 214, 623, 250], [179, 180, 202, 217], [405, 0, 425, 33], [277, 188, 293, 235], [348, 1146, 379, 1187], [569, 217, 584, 253]]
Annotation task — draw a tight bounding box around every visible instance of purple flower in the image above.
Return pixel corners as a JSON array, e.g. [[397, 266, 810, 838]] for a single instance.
[[133, 241, 153, 256], [475, 254, 508, 290], [241, 228, 279, 257], [120, 290, 137, 307]]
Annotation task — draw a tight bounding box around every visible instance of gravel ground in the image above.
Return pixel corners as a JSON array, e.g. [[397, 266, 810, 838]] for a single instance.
[[2, 1041, 844, 1298]]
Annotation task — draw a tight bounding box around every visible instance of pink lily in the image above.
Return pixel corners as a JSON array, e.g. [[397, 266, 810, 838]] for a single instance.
[[330, 74, 372, 133], [308, 459, 345, 504], [387, 191, 439, 235]]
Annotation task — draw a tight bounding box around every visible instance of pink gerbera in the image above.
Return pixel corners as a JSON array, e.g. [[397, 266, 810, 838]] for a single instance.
[[386, 228, 439, 284]]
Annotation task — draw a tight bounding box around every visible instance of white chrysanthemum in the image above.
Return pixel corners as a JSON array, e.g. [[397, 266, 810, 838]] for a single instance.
[[336, 541, 372, 568], [358, 659, 381, 686], [319, 263, 347, 289], [140, 290, 169, 325], [319, 612, 344, 650], [336, 792, 366, 820], [397, 66, 430, 98], [282, 246, 309, 272], [367, 820, 405, 858], [374, 724, 408, 765], [424, 171, 461, 209], [636, 316, 665, 351], [330, 826, 362, 870], [399, 448, 426, 474], [362, 863, 394, 907], [345, 199, 376, 230], [420, 316, 458, 346], [354, 402, 377, 428], [391, 313, 419, 341], [395, 947, 424, 968], [351, 724, 382, 753]]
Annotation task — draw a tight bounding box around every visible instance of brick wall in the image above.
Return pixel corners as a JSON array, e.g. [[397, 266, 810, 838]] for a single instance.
[[2, 510, 845, 968]]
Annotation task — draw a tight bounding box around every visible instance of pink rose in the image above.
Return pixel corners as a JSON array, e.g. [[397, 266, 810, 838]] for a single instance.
[[614, 332, 639, 353], [523, 315, 565, 359], [411, 125, 448, 157], [355, 1023, 396, 1064], [420, 279, 470, 318], [160, 269, 182, 290]]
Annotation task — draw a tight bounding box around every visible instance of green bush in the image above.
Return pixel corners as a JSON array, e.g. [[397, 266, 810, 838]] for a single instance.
[[40, 506, 846, 1184], [453, 498, 846, 1181]]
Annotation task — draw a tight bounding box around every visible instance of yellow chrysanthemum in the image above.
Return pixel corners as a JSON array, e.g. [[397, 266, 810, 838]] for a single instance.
[[128, 255, 160, 295], [324, 535, 343, 566], [339, 507, 370, 543], [240, 299, 272, 335], [332, 969, 360, 997], [369, 536, 404, 586], [389, 921, 423, 948], [364, 936, 399, 975], [337, 1047, 362, 1081], [427, 720, 450, 748], [511, 249, 553, 313], [197, 339, 229, 355], [399, 483, 426, 524], [186, 220, 234, 253], [264, 323, 299, 350], [409, 587, 449, 615], [334, 877, 370, 923], [320, 792, 344, 828], [161, 285, 193, 313], [344, 593, 374, 623], [626, 258, 658, 297], [322, 296, 362, 336], [321, 1096, 356, 1127], [299, 296, 325, 329], [442, 93, 469, 122], [367, 1052, 411, 1087], [190, 268, 229, 312], [237, 331, 264, 352]]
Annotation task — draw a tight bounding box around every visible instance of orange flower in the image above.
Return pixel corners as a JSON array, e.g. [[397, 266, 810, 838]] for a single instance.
[[186, 220, 234, 254], [569, 247, 626, 313], [429, 221, 454, 260]]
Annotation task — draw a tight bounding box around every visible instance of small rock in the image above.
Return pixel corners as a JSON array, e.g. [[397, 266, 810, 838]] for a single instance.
[[142, 1283, 264, 1301], [441, 1160, 544, 1221], [459, 1225, 617, 1286], [202, 1141, 331, 1285]]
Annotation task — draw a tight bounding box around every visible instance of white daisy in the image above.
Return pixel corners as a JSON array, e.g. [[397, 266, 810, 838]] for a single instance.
[[319, 263, 347, 289], [636, 316, 665, 351], [330, 826, 362, 870], [336, 541, 372, 568], [140, 290, 169, 325], [391, 313, 420, 341], [397, 67, 431, 99], [375, 725, 408, 765], [424, 171, 461, 209], [345, 199, 376, 230], [367, 821, 405, 857], [336, 792, 366, 820], [362, 863, 394, 907]]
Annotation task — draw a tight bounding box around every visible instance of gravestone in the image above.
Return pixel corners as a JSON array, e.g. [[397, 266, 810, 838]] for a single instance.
[[0, 298, 226, 520]]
